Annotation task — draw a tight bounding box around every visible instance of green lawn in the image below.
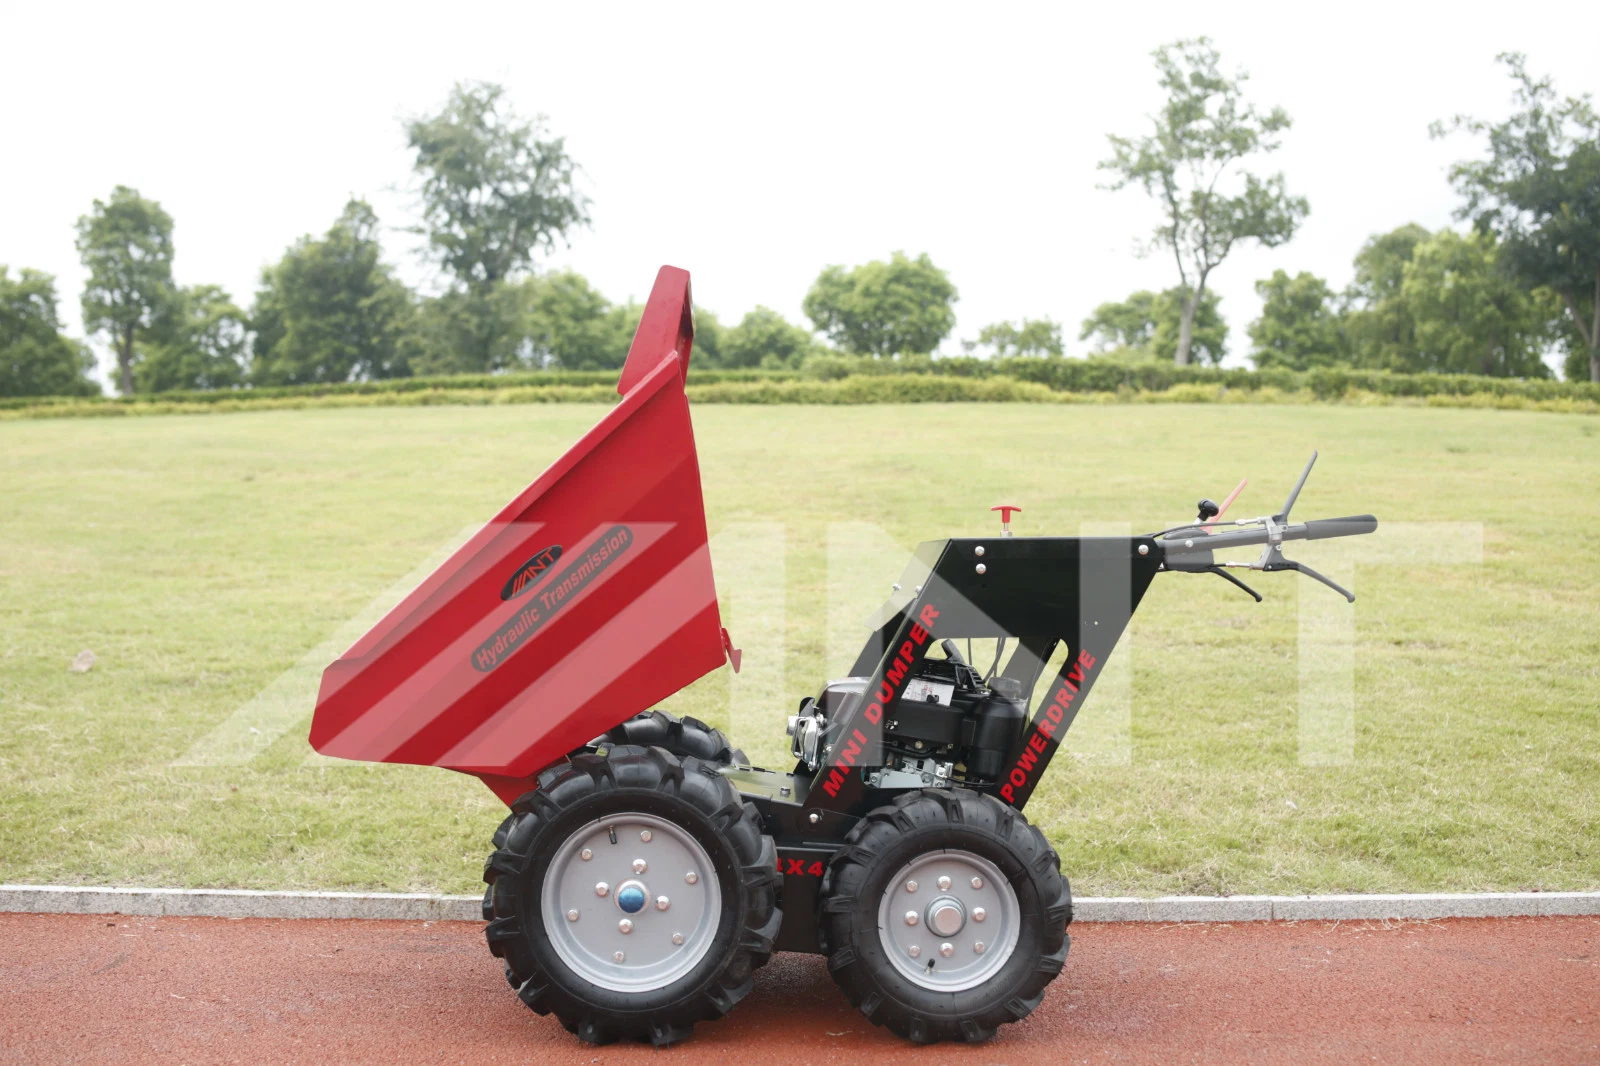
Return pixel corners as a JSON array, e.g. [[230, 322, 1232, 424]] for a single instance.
[[1, 403, 1596, 897]]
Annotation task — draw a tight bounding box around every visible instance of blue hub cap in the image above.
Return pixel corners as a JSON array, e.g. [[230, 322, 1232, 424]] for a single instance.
[[615, 882, 648, 914]]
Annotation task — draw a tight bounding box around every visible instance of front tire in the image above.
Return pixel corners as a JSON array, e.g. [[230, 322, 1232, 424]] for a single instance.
[[820, 789, 1071, 1044], [482, 746, 780, 1046]]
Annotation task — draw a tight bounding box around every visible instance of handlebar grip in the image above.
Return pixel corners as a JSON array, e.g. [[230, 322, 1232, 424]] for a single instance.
[[1302, 515, 1377, 540]]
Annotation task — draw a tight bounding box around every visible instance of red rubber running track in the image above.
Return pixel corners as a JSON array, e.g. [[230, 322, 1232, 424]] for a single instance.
[[1, 913, 1595, 1064]]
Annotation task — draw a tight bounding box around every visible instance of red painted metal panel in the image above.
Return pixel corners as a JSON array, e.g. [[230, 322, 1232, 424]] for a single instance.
[[309, 267, 726, 791], [616, 265, 694, 396]]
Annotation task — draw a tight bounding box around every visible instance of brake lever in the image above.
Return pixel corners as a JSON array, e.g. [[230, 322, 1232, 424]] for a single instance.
[[1263, 559, 1355, 603], [1202, 565, 1263, 602]]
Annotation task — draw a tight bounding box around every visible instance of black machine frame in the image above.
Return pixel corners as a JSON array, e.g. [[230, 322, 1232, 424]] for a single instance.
[[711, 453, 1377, 953], [722, 533, 1160, 952]]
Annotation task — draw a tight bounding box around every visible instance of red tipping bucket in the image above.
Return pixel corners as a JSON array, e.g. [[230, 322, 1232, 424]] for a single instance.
[[309, 267, 728, 801]]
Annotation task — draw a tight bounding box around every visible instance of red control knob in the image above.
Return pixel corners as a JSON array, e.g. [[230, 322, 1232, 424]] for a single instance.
[[991, 505, 1022, 536]]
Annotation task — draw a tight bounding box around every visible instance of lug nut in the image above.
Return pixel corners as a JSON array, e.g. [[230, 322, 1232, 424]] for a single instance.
[[595, 882, 609, 897], [975, 563, 987, 575], [632, 858, 647, 874], [685, 871, 699, 885], [974, 941, 986, 954], [613, 951, 625, 962], [656, 896, 670, 912], [672, 932, 685, 945], [905, 880, 918, 893], [566, 909, 579, 922], [580, 848, 592, 861], [939, 943, 954, 957], [640, 830, 652, 843], [808, 812, 821, 824], [904, 911, 919, 926], [973, 907, 986, 922], [618, 919, 633, 934], [971, 876, 984, 889], [908, 945, 921, 959], [936, 876, 952, 891]]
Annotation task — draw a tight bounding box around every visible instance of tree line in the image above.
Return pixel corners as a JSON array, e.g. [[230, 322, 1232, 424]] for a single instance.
[[3, 46, 1596, 398]]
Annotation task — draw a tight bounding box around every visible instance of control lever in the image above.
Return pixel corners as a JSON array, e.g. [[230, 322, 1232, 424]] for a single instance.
[[1262, 558, 1354, 602], [1237, 450, 1352, 601], [1159, 451, 1376, 603], [1201, 565, 1263, 602], [1201, 478, 1248, 529]]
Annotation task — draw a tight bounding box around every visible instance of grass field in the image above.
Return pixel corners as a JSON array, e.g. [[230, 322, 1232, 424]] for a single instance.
[[1, 403, 1596, 897]]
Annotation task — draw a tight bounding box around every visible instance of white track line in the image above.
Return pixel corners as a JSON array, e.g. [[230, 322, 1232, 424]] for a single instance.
[[3, 885, 1597, 923]]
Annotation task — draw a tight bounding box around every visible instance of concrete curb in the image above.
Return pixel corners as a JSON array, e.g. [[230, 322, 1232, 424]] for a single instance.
[[4, 885, 1598, 923], [1075, 893, 1600, 922], [1, 886, 479, 922]]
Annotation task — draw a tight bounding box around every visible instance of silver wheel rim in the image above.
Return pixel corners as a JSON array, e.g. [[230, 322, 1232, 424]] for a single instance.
[[876, 849, 1020, 992], [540, 812, 722, 993]]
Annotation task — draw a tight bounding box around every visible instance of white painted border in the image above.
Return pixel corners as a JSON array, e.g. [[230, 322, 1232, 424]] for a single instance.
[[4, 885, 1597, 923]]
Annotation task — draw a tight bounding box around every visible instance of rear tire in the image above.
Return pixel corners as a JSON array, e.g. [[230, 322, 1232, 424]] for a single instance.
[[820, 788, 1071, 1044], [482, 746, 780, 1046], [592, 710, 749, 768]]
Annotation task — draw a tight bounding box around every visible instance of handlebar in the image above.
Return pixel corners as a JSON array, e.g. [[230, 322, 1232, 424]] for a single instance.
[[1303, 515, 1378, 540], [1153, 453, 1376, 603], [1163, 513, 1378, 555]]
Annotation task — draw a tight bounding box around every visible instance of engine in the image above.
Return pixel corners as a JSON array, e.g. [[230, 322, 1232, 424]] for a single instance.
[[786, 643, 1030, 791]]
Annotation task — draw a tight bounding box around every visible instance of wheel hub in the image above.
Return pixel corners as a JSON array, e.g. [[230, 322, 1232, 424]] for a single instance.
[[926, 896, 966, 937], [540, 813, 720, 993], [615, 880, 649, 914], [877, 849, 1019, 992]]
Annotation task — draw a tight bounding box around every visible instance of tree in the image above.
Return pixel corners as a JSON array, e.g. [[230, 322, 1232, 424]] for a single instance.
[[75, 186, 175, 395], [251, 201, 418, 384], [1343, 224, 1431, 369], [1079, 287, 1227, 364], [1400, 230, 1555, 377], [1343, 225, 1556, 376], [137, 285, 249, 392], [413, 271, 651, 373], [721, 307, 817, 367], [1434, 54, 1600, 382], [0, 267, 97, 397], [406, 82, 589, 293], [511, 271, 636, 371], [1248, 270, 1344, 369], [413, 285, 524, 375], [966, 319, 1064, 359], [1100, 38, 1308, 365], [691, 309, 724, 367], [802, 252, 957, 356]]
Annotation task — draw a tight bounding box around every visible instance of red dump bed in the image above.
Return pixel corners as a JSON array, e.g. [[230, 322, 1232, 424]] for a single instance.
[[309, 267, 729, 802]]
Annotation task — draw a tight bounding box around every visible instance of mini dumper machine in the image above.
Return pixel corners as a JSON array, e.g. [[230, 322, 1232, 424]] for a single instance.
[[310, 266, 1378, 1046]]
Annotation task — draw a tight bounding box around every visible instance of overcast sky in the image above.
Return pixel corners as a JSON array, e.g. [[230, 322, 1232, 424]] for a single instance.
[[5, 1, 1598, 386]]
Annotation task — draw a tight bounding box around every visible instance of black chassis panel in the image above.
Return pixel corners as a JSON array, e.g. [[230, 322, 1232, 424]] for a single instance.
[[720, 766, 857, 954]]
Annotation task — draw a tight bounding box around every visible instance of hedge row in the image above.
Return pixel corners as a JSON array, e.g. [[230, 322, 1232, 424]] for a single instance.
[[7, 356, 1599, 415], [923, 357, 1600, 402], [5, 375, 1595, 420], [0, 366, 794, 411]]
